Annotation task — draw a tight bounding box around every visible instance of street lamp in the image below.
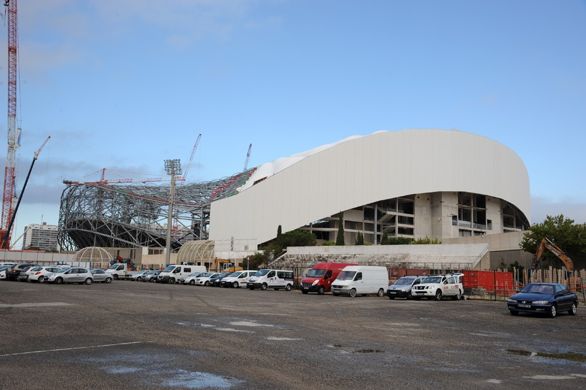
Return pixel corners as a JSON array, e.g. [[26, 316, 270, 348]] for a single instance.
[[164, 159, 182, 265]]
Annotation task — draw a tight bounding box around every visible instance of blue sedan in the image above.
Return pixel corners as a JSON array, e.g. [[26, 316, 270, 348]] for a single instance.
[[507, 283, 578, 318]]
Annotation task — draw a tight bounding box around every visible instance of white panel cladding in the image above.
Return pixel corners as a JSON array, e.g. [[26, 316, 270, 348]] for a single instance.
[[209, 130, 530, 248]]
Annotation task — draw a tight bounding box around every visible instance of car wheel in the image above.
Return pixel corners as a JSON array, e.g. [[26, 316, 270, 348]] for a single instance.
[[349, 288, 357, 298], [509, 310, 519, 316], [285, 284, 292, 291], [318, 286, 324, 295], [302, 290, 308, 294], [377, 288, 384, 297], [85, 278, 92, 285], [56, 277, 63, 284], [137, 277, 142, 281], [435, 290, 442, 301], [169, 278, 175, 284], [550, 305, 557, 318], [38, 276, 44, 283], [190, 280, 196, 285], [113, 274, 119, 280], [204, 281, 210, 286], [261, 283, 267, 291], [569, 303, 577, 315], [233, 282, 239, 288], [105, 277, 112, 284]]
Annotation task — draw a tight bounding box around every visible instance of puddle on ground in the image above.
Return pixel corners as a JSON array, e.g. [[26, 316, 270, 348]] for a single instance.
[[229, 320, 274, 328], [215, 327, 254, 334], [353, 349, 384, 354], [507, 349, 586, 362], [266, 337, 302, 341], [162, 369, 243, 389], [105, 366, 142, 374]]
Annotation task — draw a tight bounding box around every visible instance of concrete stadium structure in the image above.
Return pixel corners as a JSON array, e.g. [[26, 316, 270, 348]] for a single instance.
[[210, 129, 530, 252]]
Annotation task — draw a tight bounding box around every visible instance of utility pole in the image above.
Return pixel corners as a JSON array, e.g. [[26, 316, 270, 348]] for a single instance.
[[164, 159, 181, 265]]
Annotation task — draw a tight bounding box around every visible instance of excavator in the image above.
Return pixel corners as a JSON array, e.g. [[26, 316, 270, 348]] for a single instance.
[[533, 237, 574, 272]]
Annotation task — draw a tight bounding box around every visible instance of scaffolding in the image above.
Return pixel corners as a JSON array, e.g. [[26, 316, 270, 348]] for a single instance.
[[58, 169, 256, 251]]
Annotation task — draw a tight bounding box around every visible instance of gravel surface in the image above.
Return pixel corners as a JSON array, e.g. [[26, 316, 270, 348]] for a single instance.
[[0, 280, 585, 389]]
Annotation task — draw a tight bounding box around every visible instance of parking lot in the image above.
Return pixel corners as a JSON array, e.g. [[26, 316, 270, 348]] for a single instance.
[[0, 280, 585, 389]]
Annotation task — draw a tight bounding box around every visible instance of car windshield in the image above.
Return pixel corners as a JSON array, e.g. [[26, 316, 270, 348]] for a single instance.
[[394, 277, 416, 285], [163, 265, 175, 272], [306, 269, 326, 278], [227, 272, 241, 277], [256, 269, 270, 276], [422, 276, 443, 284], [521, 284, 554, 294], [337, 271, 356, 281]]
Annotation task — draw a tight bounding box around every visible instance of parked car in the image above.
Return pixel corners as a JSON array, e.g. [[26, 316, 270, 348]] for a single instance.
[[247, 269, 294, 291], [130, 270, 149, 281], [506, 283, 578, 318], [387, 276, 423, 299], [142, 270, 161, 282], [158, 265, 207, 284], [0, 264, 16, 280], [411, 274, 464, 300], [210, 272, 231, 287], [301, 262, 356, 295], [17, 265, 37, 282], [26, 266, 63, 283], [5, 263, 37, 281], [46, 267, 94, 284], [194, 272, 219, 286], [91, 269, 113, 283], [183, 272, 206, 285], [221, 270, 257, 288], [331, 266, 388, 298]]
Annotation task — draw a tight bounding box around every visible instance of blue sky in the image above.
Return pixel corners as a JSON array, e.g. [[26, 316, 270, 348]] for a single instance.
[[2, 0, 585, 247]]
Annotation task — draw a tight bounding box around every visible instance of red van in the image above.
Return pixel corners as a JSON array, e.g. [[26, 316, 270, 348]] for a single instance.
[[301, 262, 356, 295]]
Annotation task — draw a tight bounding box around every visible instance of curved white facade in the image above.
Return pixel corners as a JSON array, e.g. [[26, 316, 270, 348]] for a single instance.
[[209, 129, 530, 250]]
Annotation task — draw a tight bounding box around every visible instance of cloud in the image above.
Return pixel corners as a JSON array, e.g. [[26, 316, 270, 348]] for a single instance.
[[531, 196, 586, 224]]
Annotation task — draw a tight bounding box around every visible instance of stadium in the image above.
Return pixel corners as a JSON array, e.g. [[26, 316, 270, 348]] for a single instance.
[[58, 129, 530, 265]]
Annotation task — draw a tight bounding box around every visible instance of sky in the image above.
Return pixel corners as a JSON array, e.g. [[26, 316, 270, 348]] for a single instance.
[[1, 0, 585, 248]]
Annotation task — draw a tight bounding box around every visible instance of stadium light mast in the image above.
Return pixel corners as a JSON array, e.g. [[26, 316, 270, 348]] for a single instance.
[[164, 159, 182, 265]]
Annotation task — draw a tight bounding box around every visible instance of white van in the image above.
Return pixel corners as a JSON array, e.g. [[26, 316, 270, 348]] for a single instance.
[[331, 266, 388, 298], [158, 264, 206, 284], [221, 270, 257, 288], [246, 269, 294, 291]]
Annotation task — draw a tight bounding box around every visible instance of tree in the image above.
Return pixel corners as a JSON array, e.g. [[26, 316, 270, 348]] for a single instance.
[[520, 214, 586, 269], [243, 252, 270, 269], [355, 232, 364, 245], [335, 213, 345, 245], [277, 225, 282, 238], [259, 229, 317, 259]]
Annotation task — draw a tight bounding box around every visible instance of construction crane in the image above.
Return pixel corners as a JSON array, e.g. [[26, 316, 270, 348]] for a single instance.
[[533, 237, 574, 272], [2, 136, 51, 247], [0, 0, 19, 249], [243, 143, 252, 171], [182, 133, 202, 181]]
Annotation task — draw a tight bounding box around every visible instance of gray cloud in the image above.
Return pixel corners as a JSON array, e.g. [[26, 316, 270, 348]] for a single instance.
[[531, 196, 586, 224]]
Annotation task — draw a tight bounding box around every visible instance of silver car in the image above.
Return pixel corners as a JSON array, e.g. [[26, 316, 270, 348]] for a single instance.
[[90, 269, 113, 283], [46, 267, 94, 285]]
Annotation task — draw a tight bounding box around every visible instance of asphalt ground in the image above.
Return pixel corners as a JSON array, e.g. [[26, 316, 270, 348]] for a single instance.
[[0, 280, 585, 390]]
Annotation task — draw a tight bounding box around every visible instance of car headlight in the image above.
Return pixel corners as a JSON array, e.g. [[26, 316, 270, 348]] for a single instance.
[[532, 300, 549, 305], [506, 299, 517, 303], [312, 280, 319, 286]]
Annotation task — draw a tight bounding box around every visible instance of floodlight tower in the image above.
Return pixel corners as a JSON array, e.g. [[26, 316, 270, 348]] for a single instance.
[[0, 0, 20, 249], [164, 159, 182, 265]]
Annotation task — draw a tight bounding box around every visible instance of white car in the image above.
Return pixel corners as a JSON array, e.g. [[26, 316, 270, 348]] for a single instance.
[[411, 274, 464, 300], [221, 270, 257, 288], [26, 266, 63, 283], [46, 267, 94, 285], [194, 272, 219, 286], [0, 264, 12, 279], [182, 272, 206, 285]]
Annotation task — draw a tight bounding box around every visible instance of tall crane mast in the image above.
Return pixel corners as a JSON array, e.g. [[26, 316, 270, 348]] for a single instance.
[[0, 0, 19, 249], [243, 143, 252, 172]]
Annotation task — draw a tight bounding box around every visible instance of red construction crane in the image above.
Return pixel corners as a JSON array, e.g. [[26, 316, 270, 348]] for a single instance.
[[0, 0, 19, 249]]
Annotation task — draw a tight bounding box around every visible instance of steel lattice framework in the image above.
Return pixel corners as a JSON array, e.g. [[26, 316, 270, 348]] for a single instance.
[[58, 169, 255, 251]]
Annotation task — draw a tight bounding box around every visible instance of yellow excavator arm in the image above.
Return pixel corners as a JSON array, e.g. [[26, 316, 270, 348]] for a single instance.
[[534, 237, 574, 272]]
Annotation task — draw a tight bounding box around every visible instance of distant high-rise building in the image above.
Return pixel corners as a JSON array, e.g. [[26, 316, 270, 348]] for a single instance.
[[22, 223, 59, 251]]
